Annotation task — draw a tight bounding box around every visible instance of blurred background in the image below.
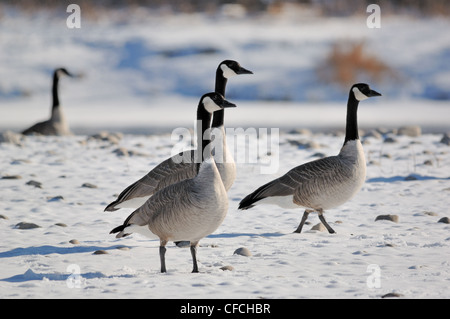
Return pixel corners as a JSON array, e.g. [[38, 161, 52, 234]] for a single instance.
[[0, 0, 449, 133]]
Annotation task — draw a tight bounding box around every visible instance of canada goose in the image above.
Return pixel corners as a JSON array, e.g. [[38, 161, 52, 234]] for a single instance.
[[104, 60, 252, 212], [110, 92, 236, 273], [238, 83, 381, 234], [22, 68, 75, 136]]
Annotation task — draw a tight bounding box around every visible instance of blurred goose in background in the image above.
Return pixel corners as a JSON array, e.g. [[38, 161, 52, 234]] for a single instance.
[[104, 60, 252, 212], [110, 92, 236, 273], [238, 83, 381, 234], [22, 68, 75, 136]]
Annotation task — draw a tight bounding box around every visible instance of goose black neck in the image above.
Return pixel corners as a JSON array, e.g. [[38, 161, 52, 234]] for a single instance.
[[211, 70, 227, 128], [196, 105, 213, 172], [344, 92, 360, 145], [52, 72, 60, 109]]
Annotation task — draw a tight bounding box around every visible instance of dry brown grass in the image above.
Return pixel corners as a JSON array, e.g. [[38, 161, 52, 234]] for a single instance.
[[316, 41, 395, 88]]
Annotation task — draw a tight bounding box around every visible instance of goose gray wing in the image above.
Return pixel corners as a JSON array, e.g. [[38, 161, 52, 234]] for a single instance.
[[22, 120, 56, 136], [239, 156, 348, 209], [110, 177, 197, 237], [287, 156, 350, 207], [104, 150, 198, 211]]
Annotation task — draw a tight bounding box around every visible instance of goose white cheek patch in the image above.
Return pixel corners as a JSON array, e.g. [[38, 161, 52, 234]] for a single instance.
[[220, 64, 237, 78], [353, 87, 369, 101], [202, 96, 222, 113]]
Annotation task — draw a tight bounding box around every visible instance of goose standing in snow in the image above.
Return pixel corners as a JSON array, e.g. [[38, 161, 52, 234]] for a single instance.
[[238, 83, 381, 234], [110, 92, 236, 273], [22, 68, 75, 136], [104, 60, 252, 212]]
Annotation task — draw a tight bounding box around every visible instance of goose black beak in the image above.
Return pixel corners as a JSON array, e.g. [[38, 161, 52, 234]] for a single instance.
[[237, 66, 253, 75], [221, 99, 237, 108], [369, 90, 382, 97]]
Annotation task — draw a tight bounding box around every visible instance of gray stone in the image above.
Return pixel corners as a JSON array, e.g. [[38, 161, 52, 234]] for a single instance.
[[311, 223, 327, 232], [398, 125, 421, 137], [375, 214, 399, 223], [15, 222, 41, 229], [233, 247, 252, 257]]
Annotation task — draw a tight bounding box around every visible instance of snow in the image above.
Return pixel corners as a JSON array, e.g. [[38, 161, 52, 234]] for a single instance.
[[1, 131, 449, 299], [0, 7, 450, 299]]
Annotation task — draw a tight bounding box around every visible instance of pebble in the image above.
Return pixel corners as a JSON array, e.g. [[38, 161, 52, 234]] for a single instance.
[[112, 147, 129, 156], [404, 174, 418, 181], [440, 133, 450, 146], [424, 211, 438, 217], [82, 183, 97, 189], [47, 196, 64, 202], [54, 223, 67, 227], [1, 175, 22, 180], [375, 214, 399, 223], [88, 131, 123, 145], [15, 222, 41, 229], [69, 239, 80, 244], [383, 136, 397, 144], [311, 223, 327, 232], [234, 247, 252, 257], [0, 130, 23, 146], [0, 214, 9, 220], [363, 130, 382, 139], [93, 250, 108, 255], [397, 125, 421, 137], [26, 180, 42, 188], [220, 265, 235, 271], [438, 217, 450, 224], [381, 292, 403, 298]]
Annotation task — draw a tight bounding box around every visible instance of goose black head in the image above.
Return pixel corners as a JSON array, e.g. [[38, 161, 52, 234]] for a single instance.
[[351, 83, 382, 101], [219, 60, 253, 79], [55, 68, 75, 78], [201, 92, 237, 114]]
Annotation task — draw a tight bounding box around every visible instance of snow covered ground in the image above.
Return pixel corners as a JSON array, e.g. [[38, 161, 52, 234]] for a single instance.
[[0, 6, 449, 300], [0, 130, 449, 299]]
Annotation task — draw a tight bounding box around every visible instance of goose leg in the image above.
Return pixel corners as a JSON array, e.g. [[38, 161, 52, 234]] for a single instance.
[[318, 209, 336, 234], [190, 242, 199, 273], [294, 209, 313, 233], [159, 240, 168, 273]]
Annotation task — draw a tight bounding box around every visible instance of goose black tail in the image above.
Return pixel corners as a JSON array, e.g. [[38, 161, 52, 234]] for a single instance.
[[238, 188, 266, 210], [238, 179, 283, 210], [104, 200, 120, 212], [110, 224, 126, 235]]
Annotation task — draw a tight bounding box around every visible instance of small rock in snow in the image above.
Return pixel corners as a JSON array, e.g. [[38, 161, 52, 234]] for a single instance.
[[375, 214, 399, 223], [311, 223, 327, 232], [0, 214, 9, 220], [438, 217, 450, 224], [93, 250, 108, 255], [1, 175, 22, 180], [234, 247, 252, 257], [381, 292, 403, 298], [383, 136, 397, 144], [26, 180, 42, 188], [15, 222, 41, 229], [404, 174, 418, 181], [0, 130, 23, 146], [69, 239, 80, 245], [220, 265, 235, 271], [440, 133, 450, 146], [54, 223, 67, 227], [398, 125, 421, 137], [82, 183, 97, 189], [47, 196, 64, 202]]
